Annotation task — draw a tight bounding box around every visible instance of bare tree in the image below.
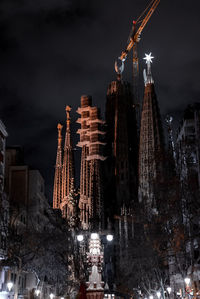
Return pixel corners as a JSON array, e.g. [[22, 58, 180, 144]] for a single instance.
[[0, 202, 79, 298]]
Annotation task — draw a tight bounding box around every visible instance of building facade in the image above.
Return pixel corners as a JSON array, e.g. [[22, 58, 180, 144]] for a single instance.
[[174, 104, 200, 292], [0, 120, 9, 299], [2, 147, 62, 299]]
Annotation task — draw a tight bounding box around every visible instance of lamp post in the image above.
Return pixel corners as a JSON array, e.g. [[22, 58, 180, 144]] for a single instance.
[[106, 235, 113, 242], [7, 282, 13, 299], [35, 289, 41, 297], [157, 291, 161, 299], [167, 287, 172, 297], [77, 234, 84, 242], [7, 282, 13, 292], [104, 293, 115, 298], [104, 282, 115, 299], [50, 293, 54, 299]]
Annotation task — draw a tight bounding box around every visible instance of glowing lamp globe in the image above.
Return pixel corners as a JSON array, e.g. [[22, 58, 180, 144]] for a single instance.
[[77, 234, 84, 242], [149, 295, 153, 299], [35, 289, 40, 296], [7, 282, 13, 292], [167, 287, 172, 294], [50, 293, 54, 299], [106, 234, 113, 242], [184, 277, 190, 285]]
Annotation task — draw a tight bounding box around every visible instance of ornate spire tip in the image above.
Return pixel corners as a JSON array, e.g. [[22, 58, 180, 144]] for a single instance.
[[143, 52, 154, 64], [66, 105, 72, 112], [57, 123, 63, 130]]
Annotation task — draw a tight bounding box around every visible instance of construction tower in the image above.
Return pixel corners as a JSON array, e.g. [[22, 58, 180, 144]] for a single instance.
[[77, 95, 105, 230], [105, 75, 138, 219]]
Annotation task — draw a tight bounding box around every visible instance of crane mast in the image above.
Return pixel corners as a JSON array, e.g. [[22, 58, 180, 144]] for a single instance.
[[114, 0, 160, 127]]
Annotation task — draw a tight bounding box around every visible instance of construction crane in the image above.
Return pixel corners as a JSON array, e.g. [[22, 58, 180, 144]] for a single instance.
[[115, 0, 160, 78]]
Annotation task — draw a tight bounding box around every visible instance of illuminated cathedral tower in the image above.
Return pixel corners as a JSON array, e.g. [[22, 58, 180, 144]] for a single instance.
[[77, 95, 105, 230], [60, 106, 76, 221], [138, 53, 164, 214], [105, 74, 138, 217], [53, 123, 63, 209]]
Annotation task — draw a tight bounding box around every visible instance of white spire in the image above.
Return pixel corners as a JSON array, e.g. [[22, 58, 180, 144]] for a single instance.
[[143, 52, 154, 86]]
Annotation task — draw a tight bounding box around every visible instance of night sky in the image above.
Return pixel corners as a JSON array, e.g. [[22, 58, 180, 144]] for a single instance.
[[0, 0, 200, 201]]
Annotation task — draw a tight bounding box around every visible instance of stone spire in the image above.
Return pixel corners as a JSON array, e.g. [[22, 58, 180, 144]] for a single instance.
[[138, 53, 164, 214], [53, 123, 63, 209], [87, 106, 105, 230], [77, 96, 105, 230], [61, 105, 76, 220]]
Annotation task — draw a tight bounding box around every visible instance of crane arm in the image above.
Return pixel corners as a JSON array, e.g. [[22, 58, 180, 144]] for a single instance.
[[135, 0, 160, 42], [119, 0, 160, 62]]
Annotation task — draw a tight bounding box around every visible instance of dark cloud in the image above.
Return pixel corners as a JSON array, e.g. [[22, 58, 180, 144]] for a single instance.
[[0, 0, 200, 200]]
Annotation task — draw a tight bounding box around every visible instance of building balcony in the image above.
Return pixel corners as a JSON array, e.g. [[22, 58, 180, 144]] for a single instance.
[[76, 107, 91, 114], [87, 154, 106, 161]]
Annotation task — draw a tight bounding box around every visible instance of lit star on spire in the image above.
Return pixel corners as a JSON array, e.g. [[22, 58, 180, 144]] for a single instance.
[[143, 52, 154, 64]]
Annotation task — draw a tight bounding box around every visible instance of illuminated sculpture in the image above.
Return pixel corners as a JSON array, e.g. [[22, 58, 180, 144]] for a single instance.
[[86, 233, 104, 299]]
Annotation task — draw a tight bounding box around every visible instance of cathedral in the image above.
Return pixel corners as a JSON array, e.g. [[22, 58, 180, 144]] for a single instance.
[[53, 53, 164, 225], [52, 55, 199, 298]]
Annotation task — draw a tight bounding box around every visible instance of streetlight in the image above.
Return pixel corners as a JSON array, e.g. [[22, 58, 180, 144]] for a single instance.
[[35, 289, 40, 296], [7, 282, 13, 292], [50, 293, 54, 299], [106, 234, 113, 242], [77, 234, 84, 242], [104, 293, 115, 298], [156, 291, 161, 298], [7, 282, 13, 299], [149, 295, 153, 299], [185, 278, 191, 286], [167, 287, 172, 295]]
